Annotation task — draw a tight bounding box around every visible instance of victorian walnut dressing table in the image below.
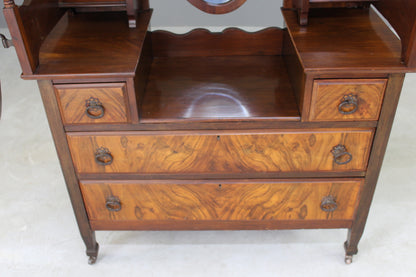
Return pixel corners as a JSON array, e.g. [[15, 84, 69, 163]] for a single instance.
[[3, 0, 416, 264]]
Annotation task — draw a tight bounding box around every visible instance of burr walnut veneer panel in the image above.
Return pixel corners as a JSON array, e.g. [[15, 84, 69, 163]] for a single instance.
[[309, 79, 387, 121], [67, 130, 374, 174], [80, 179, 363, 224], [55, 83, 129, 125]]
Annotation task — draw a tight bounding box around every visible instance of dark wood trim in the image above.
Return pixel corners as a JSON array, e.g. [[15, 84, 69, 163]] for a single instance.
[[138, 0, 149, 10], [3, 3, 36, 74], [78, 171, 367, 181], [125, 78, 139, 124], [63, 121, 378, 132], [81, 177, 364, 185], [134, 32, 153, 122], [91, 219, 352, 231], [67, 127, 374, 136], [37, 80, 99, 260], [345, 73, 406, 256]]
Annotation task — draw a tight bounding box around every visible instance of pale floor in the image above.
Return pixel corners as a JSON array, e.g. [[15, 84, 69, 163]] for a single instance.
[[1, 28, 416, 276]]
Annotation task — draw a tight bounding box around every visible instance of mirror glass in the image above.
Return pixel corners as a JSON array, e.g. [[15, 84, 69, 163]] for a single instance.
[[203, 0, 232, 3]]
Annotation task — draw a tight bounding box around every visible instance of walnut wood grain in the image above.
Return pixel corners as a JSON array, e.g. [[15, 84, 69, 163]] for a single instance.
[[151, 27, 282, 57], [80, 179, 363, 223], [67, 129, 374, 174], [55, 83, 130, 125], [141, 56, 300, 122], [309, 79, 387, 121]]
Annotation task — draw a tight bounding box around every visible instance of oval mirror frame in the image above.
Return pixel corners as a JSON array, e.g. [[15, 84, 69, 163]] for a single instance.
[[187, 0, 247, 14]]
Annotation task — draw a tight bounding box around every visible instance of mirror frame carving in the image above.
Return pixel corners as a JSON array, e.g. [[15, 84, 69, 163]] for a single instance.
[[187, 0, 247, 14]]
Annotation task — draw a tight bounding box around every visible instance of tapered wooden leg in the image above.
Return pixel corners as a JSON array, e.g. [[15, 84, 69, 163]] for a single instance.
[[38, 80, 100, 263], [343, 74, 405, 264]]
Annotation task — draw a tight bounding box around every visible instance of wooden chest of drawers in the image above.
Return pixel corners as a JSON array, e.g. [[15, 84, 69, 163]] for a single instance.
[[4, 0, 416, 265]]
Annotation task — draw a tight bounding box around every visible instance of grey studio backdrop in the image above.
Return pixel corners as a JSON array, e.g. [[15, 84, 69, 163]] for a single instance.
[[0, 0, 284, 29]]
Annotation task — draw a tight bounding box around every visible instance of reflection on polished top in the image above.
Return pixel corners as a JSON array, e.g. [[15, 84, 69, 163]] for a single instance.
[[182, 84, 250, 118], [141, 56, 300, 122]]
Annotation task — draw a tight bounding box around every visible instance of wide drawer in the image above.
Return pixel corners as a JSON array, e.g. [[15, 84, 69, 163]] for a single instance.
[[81, 179, 363, 230], [55, 83, 129, 125], [309, 79, 387, 121], [67, 130, 374, 175]]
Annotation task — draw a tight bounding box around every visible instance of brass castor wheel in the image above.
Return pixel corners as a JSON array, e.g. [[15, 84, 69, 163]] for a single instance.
[[345, 255, 353, 265], [88, 256, 97, 265]]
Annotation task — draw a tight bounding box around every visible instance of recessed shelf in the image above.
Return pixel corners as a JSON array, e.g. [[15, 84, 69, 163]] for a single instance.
[[140, 55, 300, 123]]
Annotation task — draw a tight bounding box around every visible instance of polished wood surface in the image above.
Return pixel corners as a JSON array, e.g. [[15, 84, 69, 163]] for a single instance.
[[80, 179, 363, 222], [141, 56, 300, 122], [151, 28, 283, 57], [374, 0, 416, 67], [67, 129, 374, 174], [34, 10, 152, 79], [283, 8, 406, 73], [309, 79, 386, 121], [55, 83, 129, 125]]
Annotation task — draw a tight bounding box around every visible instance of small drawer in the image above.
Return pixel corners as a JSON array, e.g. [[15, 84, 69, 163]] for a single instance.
[[55, 83, 129, 125], [309, 79, 387, 121], [80, 179, 363, 229], [67, 129, 374, 175]]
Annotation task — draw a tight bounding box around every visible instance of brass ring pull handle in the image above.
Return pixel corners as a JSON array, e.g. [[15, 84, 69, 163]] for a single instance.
[[321, 196, 338, 212], [338, 94, 358, 115], [331, 145, 353, 165], [106, 196, 121, 212], [85, 97, 105, 119], [95, 147, 113, 166]]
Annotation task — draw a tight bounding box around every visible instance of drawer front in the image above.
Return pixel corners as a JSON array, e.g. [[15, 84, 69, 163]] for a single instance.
[[67, 130, 373, 174], [309, 79, 387, 121], [55, 83, 129, 124], [80, 180, 363, 224]]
